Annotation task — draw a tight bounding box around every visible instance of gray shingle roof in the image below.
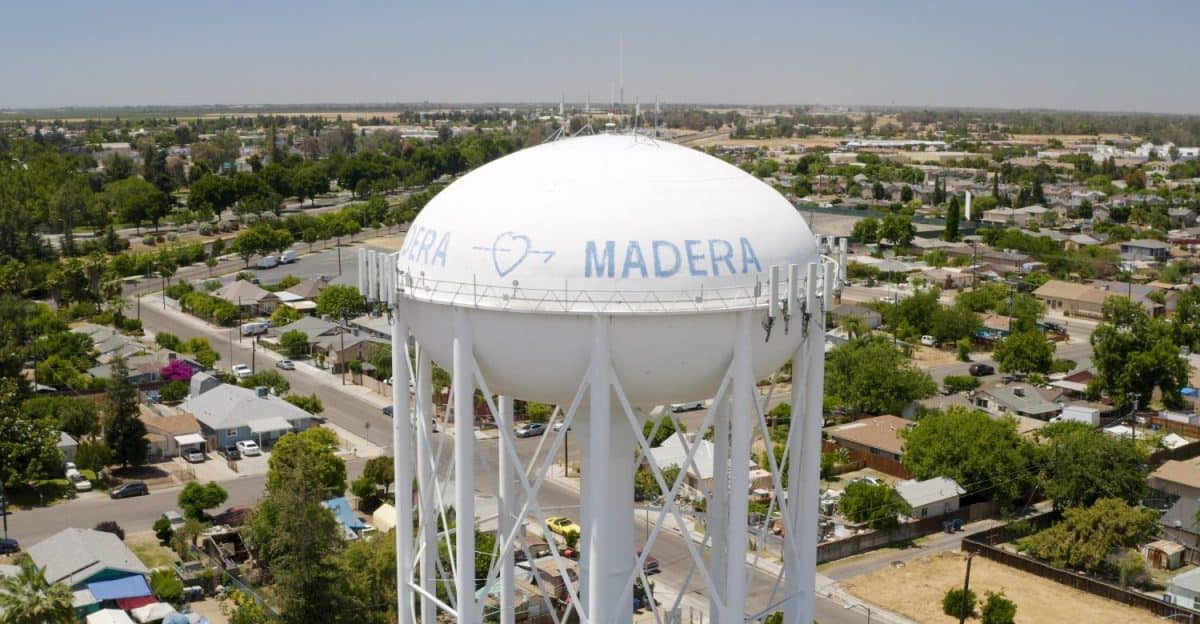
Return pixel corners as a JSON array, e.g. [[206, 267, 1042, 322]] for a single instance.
[[27, 528, 148, 587], [180, 380, 312, 431], [896, 477, 964, 509]]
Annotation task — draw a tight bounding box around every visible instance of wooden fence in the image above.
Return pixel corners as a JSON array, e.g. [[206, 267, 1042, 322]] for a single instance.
[[816, 500, 1000, 564], [963, 514, 1200, 622]]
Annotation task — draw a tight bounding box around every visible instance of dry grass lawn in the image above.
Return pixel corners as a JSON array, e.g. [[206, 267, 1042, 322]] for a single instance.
[[127, 532, 179, 570], [842, 551, 1162, 624]]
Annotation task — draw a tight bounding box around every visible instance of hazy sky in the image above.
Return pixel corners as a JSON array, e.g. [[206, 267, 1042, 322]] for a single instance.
[[4, 1, 1198, 113]]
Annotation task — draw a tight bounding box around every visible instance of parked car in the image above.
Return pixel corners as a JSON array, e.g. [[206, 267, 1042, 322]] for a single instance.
[[637, 546, 660, 574], [545, 516, 580, 537], [110, 481, 149, 499], [276, 359, 295, 370], [211, 505, 251, 527], [280, 250, 299, 264], [968, 363, 995, 377], [0, 538, 19, 554], [184, 448, 206, 463], [920, 335, 936, 347], [256, 255, 279, 269], [236, 440, 262, 457], [383, 405, 394, 417], [231, 363, 253, 379], [552, 420, 570, 432], [515, 423, 546, 438], [161, 510, 186, 530], [66, 465, 92, 492], [670, 401, 705, 413], [219, 445, 241, 460]]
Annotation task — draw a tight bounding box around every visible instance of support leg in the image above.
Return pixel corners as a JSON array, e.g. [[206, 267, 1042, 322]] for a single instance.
[[392, 313, 413, 623], [498, 395, 516, 624], [724, 310, 754, 622], [453, 310, 477, 622], [416, 348, 436, 624]]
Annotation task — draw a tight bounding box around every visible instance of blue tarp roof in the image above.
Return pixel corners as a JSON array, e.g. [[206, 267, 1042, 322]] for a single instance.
[[322, 497, 365, 530], [87, 575, 151, 601]]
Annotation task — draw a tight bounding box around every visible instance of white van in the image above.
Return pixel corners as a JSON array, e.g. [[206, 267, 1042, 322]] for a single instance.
[[256, 255, 279, 269], [240, 322, 269, 336], [280, 250, 299, 264]]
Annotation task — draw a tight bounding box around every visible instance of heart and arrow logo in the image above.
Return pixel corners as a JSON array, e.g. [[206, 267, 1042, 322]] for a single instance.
[[472, 232, 556, 278]]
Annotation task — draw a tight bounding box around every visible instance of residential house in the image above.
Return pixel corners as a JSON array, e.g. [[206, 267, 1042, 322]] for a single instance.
[[1152, 459, 1200, 501], [27, 528, 149, 590], [350, 314, 392, 340], [648, 433, 760, 497], [1169, 208, 1197, 228], [972, 383, 1062, 420], [1119, 239, 1173, 262], [72, 323, 145, 364], [944, 246, 1035, 274], [273, 316, 342, 342], [180, 373, 313, 449], [1035, 280, 1136, 319], [138, 404, 203, 459], [87, 351, 200, 384], [1159, 497, 1200, 564], [58, 432, 78, 463], [311, 332, 389, 374], [827, 415, 913, 462], [980, 206, 1043, 227], [279, 276, 330, 313], [827, 303, 883, 331], [1064, 233, 1101, 250], [213, 280, 279, 315], [1166, 567, 1200, 609], [895, 477, 964, 519], [921, 268, 972, 290]]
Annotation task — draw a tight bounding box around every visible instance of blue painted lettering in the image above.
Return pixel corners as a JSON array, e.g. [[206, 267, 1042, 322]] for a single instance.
[[684, 240, 708, 277], [585, 240, 615, 278], [431, 232, 451, 267], [739, 237, 762, 274], [405, 226, 423, 261], [709, 239, 735, 276], [652, 240, 682, 278], [416, 229, 436, 264], [622, 241, 648, 278]]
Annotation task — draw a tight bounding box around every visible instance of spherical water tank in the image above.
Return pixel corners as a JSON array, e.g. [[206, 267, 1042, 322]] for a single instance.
[[397, 134, 819, 405]]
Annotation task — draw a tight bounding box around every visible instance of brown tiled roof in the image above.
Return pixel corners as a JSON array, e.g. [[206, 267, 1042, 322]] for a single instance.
[[828, 415, 912, 456], [1152, 460, 1200, 491]]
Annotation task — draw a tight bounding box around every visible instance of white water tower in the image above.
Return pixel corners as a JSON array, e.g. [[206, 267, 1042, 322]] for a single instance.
[[365, 134, 836, 624]]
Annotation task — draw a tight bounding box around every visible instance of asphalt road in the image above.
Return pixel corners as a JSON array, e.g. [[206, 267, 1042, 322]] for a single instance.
[[2, 458, 367, 547]]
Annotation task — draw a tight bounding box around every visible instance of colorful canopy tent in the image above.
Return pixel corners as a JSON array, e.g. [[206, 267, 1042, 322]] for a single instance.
[[86, 609, 136, 624], [131, 602, 178, 623]]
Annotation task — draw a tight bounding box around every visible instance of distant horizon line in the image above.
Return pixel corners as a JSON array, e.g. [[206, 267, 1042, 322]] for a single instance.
[[2, 100, 1198, 119]]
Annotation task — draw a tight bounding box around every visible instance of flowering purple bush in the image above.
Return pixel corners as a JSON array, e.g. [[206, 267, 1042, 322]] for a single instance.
[[161, 359, 194, 382]]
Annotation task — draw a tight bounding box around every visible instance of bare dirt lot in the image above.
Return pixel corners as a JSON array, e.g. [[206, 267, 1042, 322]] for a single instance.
[[842, 551, 1162, 624]]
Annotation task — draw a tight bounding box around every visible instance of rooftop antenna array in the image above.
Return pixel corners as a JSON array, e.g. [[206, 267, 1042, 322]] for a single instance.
[[544, 92, 569, 142], [572, 94, 594, 136]]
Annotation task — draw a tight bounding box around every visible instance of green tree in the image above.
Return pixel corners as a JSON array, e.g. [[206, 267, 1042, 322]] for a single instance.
[[851, 217, 879, 243], [284, 393, 324, 415], [74, 440, 114, 473], [942, 587, 977, 619], [0, 554, 75, 624], [245, 431, 343, 622], [0, 382, 62, 488], [103, 356, 148, 467], [839, 481, 911, 530], [1037, 422, 1147, 508], [315, 285, 365, 323], [20, 396, 98, 440], [1018, 498, 1156, 575], [149, 568, 184, 605], [979, 590, 1016, 624], [879, 212, 916, 247], [901, 406, 1033, 500], [268, 428, 346, 498], [105, 176, 170, 232], [159, 380, 189, 402], [524, 401, 552, 423], [178, 481, 229, 519], [993, 330, 1054, 375], [643, 417, 686, 447], [825, 335, 937, 415], [1090, 296, 1189, 413], [240, 369, 290, 396], [271, 305, 301, 327], [362, 456, 394, 494], [279, 329, 310, 358], [944, 196, 960, 241], [332, 534, 397, 624], [188, 174, 237, 219]]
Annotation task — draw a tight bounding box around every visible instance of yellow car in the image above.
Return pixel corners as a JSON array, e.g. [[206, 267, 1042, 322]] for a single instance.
[[545, 516, 581, 537]]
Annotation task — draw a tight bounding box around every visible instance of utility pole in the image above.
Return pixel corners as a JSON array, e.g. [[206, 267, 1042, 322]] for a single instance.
[[1128, 392, 1140, 441], [1, 478, 8, 542], [959, 552, 976, 624]]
